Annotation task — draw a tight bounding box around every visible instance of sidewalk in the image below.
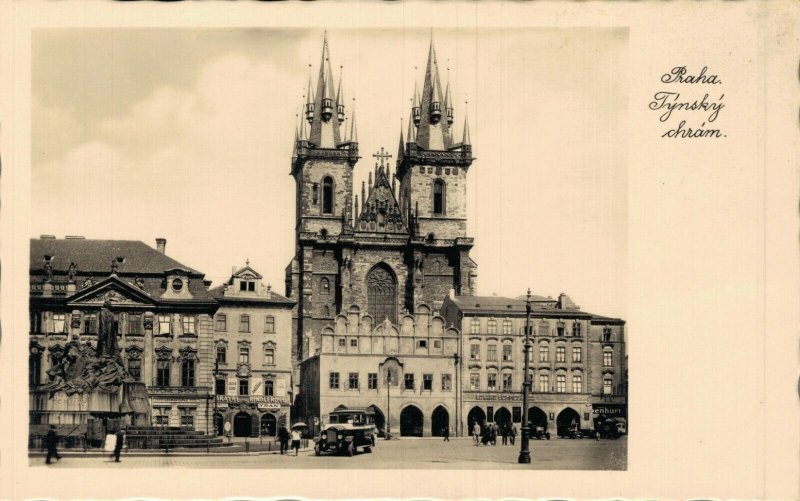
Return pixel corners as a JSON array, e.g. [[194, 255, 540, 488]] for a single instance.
[[29, 444, 313, 458]]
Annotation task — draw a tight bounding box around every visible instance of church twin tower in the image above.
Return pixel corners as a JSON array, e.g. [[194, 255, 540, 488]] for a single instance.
[[286, 33, 477, 359]]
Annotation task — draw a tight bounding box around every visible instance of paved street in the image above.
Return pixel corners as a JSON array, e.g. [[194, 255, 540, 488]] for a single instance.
[[30, 436, 626, 470]]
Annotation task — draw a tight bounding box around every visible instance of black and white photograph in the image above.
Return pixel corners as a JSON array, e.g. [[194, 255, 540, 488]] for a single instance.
[[26, 26, 628, 471], [2, 1, 798, 499]]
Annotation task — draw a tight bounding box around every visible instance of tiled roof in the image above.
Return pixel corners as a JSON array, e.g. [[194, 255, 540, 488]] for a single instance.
[[208, 284, 294, 306], [31, 238, 201, 275], [448, 294, 596, 317]]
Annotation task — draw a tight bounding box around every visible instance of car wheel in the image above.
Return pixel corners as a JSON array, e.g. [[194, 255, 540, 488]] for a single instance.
[[314, 444, 321, 456], [347, 442, 354, 457]]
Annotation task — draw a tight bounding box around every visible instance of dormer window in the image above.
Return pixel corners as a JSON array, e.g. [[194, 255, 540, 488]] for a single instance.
[[171, 278, 183, 292], [239, 280, 255, 292]]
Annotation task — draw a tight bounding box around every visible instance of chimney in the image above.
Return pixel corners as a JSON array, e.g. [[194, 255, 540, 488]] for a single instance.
[[65, 235, 85, 240], [40, 235, 56, 239], [156, 238, 166, 254]]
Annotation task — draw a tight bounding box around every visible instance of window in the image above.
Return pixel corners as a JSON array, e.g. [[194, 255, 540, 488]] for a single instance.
[[82, 314, 97, 335], [603, 327, 612, 342], [156, 360, 170, 386], [158, 315, 171, 335], [470, 373, 480, 391], [240, 280, 255, 292], [239, 281, 247, 291], [404, 373, 415, 390], [239, 314, 250, 333], [154, 410, 170, 427], [557, 323, 565, 336], [417, 339, 428, 349], [538, 321, 549, 336], [329, 372, 340, 390], [433, 340, 441, 349], [556, 374, 566, 393], [128, 359, 141, 382], [502, 373, 513, 391], [603, 377, 613, 395], [53, 313, 66, 333], [572, 346, 581, 362], [215, 314, 227, 332], [264, 347, 275, 365], [312, 183, 319, 204], [322, 177, 334, 214], [182, 315, 196, 335], [487, 344, 497, 362], [503, 319, 512, 335], [31, 312, 42, 334], [433, 179, 445, 214], [572, 374, 582, 393], [338, 338, 346, 347], [239, 346, 250, 364], [603, 350, 613, 367], [350, 338, 358, 348], [487, 373, 497, 391], [538, 374, 549, 392], [366, 264, 397, 323], [349, 372, 359, 390], [264, 316, 275, 333], [470, 343, 481, 361], [487, 319, 497, 335], [215, 379, 226, 395], [264, 380, 274, 396], [321, 278, 330, 294], [556, 346, 566, 363], [216, 346, 226, 364], [368, 373, 378, 390], [502, 344, 513, 362], [239, 378, 249, 396], [423, 374, 433, 391], [573, 321, 581, 337], [180, 410, 194, 429], [442, 373, 452, 391], [470, 318, 480, 334], [128, 315, 143, 335], [181, 359, 195, 387], [539, 345, 549, 362], [29, 353, 41, 386]]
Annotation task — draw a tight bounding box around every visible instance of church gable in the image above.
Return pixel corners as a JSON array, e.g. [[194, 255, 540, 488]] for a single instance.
[[356, 167, 407, 235]]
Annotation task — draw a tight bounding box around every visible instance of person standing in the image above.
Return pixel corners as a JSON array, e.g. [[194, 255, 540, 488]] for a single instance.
[[45, 425, 61, 464], [278, 426, 290, 455], [112, 429, 124, 463], [472, 421, 481, 446], [510, 423, 517, 445], [290, 429, 301, 456], [442, 426, 450, 442], [501, 424, 509, 445]]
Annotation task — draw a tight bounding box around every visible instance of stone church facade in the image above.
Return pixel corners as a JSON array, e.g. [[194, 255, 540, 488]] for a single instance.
[[285, 34, 478, 365]]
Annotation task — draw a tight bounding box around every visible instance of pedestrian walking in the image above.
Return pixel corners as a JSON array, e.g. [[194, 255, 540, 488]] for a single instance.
[[472, 421, 481, 446], [290, 429, 301, 456], [491, 423, 498, 446], [501, 424, 509, 445], [45, 425, 61, 464], [278, 426, 290, 455], [510, 424, 517, 445], [442, 426, 450, 442], [112, 429, 125, 462]]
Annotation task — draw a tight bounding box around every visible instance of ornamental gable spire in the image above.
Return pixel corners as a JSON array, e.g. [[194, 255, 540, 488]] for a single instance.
[[356, 149, 407, 235], [414, 39, 453, 151]]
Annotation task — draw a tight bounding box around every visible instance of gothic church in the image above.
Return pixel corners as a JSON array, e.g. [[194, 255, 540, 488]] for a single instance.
[[285, 34, 478, 360]]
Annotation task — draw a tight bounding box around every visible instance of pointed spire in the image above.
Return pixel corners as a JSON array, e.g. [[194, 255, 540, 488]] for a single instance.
[[355, 194, 359, 221], [305, 69, 314, 124], [336, 65, 345, 125], [445, 78, 454, 127], [407, 110, 417, 143], [349, 100, 358, 143], [299, 105, 307, 140], [397, 121, 405, 162], [415, 36, 450, 150], [368, 171, 373, 192], [412, 80, 421, 127], [463, 110, 471, 146], [308, 32, 343, 148], [361, 180, 366, 205]]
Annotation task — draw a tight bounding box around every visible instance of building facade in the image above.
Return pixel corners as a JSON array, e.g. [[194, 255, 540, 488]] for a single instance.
[[208, 264, 295, 438], [29, 236, 219, 433], [441, 293, 627, 437], [285, 34, 478, 370], [297, 304, 461, 437]]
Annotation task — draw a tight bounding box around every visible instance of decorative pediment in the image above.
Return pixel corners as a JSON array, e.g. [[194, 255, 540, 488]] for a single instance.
[[67, 276, 154, 308], [154, 346, 174, 361], [233, 265, 263, 280], [125, 345, 144, 360], [356, 169, 407, 234], [179, 346, 198, 360]]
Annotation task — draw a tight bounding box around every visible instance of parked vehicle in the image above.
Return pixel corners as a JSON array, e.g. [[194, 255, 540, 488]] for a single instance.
[[314, 408, 377, 457], [558, 421, 580, 439], [531, 426, 551, 440], [596, 420, 620, 439]]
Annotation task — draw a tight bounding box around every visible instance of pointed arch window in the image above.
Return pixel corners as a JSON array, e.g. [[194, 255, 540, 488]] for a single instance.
[[433, 179, 445, 215], [366, 264, 396, 324], [322, 177, 334, 214]]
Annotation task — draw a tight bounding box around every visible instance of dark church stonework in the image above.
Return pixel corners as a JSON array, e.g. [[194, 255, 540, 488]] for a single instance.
[[286, 34, 478, 362]]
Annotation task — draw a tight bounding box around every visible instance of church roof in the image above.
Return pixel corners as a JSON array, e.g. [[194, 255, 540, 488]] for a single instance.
[[354, 165, 408, 235]]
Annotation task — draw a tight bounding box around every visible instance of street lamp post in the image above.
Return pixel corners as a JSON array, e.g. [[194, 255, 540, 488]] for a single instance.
[[212, 358, 219, 436], [518, 288, 533, 464], [453, 352, 460, 437], [385, 371, 392, 439]]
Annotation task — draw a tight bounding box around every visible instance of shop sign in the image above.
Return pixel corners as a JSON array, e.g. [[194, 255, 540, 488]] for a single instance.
[[592, 404, 627, 417], [226, 377, 238, 396], [216, 395, 286, 405], [275, 379, 286, 397], [257, 403, 281, 411], [475, 393, 522, 402]]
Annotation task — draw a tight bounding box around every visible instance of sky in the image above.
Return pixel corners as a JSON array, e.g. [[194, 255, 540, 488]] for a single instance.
[[32, 27, 628, 318]]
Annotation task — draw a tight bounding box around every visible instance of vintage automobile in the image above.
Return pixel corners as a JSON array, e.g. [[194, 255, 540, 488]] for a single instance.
[[531, 426, 551, 440], [558, 421, 581, 439], [314, 408, 377, 456], [596, 419, 620, 440]]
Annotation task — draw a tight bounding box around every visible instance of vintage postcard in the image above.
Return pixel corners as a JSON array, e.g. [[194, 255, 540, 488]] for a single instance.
[[0, 1, 797, 500]]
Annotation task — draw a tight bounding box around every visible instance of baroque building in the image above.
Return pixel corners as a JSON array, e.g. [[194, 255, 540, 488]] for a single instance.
[[208, 263, 295, 438], [285, 34, 478, 367], [29, 236, 219, 434]]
